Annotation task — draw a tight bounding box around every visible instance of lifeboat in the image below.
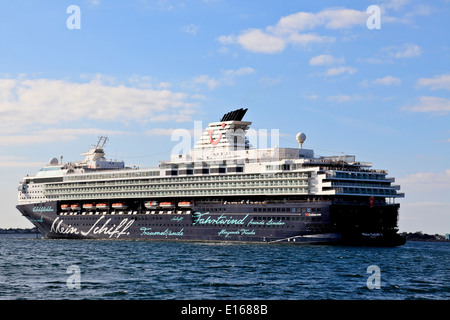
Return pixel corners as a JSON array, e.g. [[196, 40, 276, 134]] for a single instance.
[[144, 201, 159, 209], [178, 201, 193, 208], [112, 203, 128, 210], [96, 203, 109, 210], [160, 201, 175, 208], [61, 204, 71, 211], [71, 204, 81, 211], [83, 204, 96, 211]]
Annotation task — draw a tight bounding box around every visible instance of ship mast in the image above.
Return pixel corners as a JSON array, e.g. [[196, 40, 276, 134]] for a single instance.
[[95, 136, 108, 150]]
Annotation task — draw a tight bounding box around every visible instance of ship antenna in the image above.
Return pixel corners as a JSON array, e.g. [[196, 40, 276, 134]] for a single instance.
[[94, 136, 108, 150], [99, 136, 108, 149]]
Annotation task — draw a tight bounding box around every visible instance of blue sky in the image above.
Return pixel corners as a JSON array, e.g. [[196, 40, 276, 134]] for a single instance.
[[1, 0, 449, 234]]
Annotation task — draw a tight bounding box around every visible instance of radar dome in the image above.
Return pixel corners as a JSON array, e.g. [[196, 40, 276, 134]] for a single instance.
[[296, 132, 306, 149], [49, 157, 59, 165]]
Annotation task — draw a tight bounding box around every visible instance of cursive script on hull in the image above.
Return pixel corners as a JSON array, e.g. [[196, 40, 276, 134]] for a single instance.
[[32, 206, 54, 213], [50, 216, 134, 239], [193, 212, 249, 226]]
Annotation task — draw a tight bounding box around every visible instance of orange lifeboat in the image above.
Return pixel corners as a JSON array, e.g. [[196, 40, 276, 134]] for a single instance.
[[61, 204, 71, 211], [71, 204, 81, 211], [83, 204, 96, 211], [178, 201, 193, 208], [112, 203, 128, 210], [145, 201, 159, 209], [160, 201, 174, 208], [96, 203, 109, 210]]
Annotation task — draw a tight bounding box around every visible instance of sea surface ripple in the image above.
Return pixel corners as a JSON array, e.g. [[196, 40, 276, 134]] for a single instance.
[[0, 235, 448, 300]]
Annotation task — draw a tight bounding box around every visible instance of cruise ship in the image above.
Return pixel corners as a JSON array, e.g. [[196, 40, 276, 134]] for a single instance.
[[16, 108, 406, 246]]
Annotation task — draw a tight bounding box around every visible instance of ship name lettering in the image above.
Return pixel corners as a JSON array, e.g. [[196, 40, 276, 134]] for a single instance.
[[51, 217, 80, 235], [140, 227, 184, 236], [81, 216, 134, 238], [266, 219, 285, 226], [50, 216, 133, 238], [33, 206, 54, 213], [218, 229, 256, 238], [247, 218, 285, 226], [247, 219, 265, 226], [193, 213, 249, 226]]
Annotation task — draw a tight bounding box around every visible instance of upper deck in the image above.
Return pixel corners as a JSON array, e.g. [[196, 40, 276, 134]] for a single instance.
[[18, 108, 404, 204]]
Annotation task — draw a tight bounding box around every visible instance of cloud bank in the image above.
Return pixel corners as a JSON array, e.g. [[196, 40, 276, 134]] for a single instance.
[[0, 75, 198, 145], [218, 8, 370, 54]]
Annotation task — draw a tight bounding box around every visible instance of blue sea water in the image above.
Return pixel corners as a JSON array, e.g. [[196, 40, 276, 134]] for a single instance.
[[0, 234, 448, 300]]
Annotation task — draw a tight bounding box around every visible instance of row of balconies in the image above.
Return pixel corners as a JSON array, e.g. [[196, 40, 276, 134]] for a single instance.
[[322, 186, 402, 197], [321, 180, 401, 189], [46, 173, 310, 190], [45, 180, 310, 195], [53, 187, 310, 200]]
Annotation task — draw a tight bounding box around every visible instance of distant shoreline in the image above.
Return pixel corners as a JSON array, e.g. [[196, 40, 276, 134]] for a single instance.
[[0, 228, 448, 242], [400, 232, 449, 242], [0, 227, 40, 234]]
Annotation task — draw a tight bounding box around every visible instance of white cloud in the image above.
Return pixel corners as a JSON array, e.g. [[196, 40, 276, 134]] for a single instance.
[[361, 75, 402, 87], [288, 33, 334, 45], [222, 67, 255, 77], [393, 43, 421, 58], [0, 75, 199, 146], [372, 75, 402, 85], [309, 54, 345, 66], [326, 94, 361, 103], [382, 0, 411, 11], [187, 67, 255, 90], [316, 8, 367, 29], [158, 81, 172, 89], [192, 75, 220, 90], [396, 169, 450, 234], [145, 128, 180, 136], [325, 66, 357, 77], [398, 201, 450, 234], [364, 43, 422, 64], [183, 24, 199, 35], [0, 156, 43, 168], [190, 93, 207, 100], [269, 11, 322, 34], [398, 169, 450, 192], [379, 1, 434, 26], [218, 7, 370, 54], [0, 76, 196, 130], [87, 0, 101, 7], [236, 29, 286, 54], [269, 8, 366, 34], [0, 128, 126, 146], [217, 35, 235, 45], [380, 43, 422, 59], [416, 74, 450, 91], [309, 54, 355, 78], [403, 96, 450, 114]]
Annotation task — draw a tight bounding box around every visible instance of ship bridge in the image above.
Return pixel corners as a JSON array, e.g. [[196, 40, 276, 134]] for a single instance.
[[168, 108, 314, 166]]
